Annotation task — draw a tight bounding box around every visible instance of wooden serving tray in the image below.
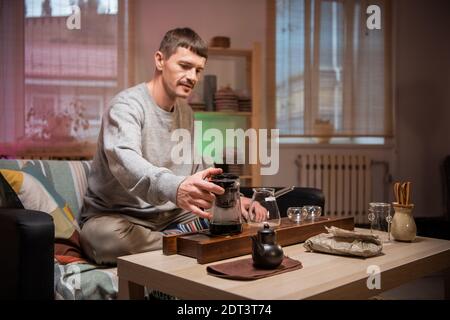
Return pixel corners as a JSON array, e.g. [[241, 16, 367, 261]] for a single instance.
[[163, 216, 354, 264]]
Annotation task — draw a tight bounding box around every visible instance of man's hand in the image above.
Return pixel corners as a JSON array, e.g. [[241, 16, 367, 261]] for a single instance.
[[176, 167, 224, 219], [240, 196, 252, 220], [240, 196, 268, 222]]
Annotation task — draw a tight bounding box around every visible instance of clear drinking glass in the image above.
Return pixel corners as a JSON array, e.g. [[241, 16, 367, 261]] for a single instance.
[[248, 188, 281, 227], [287, 207, 307, 223], [368, 202, 392, 242], [301, 206, 322, 221]]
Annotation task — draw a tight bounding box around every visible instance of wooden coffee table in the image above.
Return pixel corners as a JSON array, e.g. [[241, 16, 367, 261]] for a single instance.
[[117, 230, 450, 300]]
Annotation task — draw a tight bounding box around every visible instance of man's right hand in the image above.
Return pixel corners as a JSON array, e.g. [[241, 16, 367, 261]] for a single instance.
[[176, 167, 224, 219]]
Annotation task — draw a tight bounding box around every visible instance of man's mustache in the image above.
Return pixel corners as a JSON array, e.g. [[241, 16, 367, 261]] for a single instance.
[[178, 79, 195, 88]]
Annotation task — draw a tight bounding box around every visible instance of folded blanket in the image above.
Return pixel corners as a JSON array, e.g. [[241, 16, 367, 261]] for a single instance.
[[304, 226, 383, 258]]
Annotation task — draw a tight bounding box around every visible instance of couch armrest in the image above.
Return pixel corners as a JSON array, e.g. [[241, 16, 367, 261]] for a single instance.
[[0, 208, 54, 300], [240, 187, 325, 217]]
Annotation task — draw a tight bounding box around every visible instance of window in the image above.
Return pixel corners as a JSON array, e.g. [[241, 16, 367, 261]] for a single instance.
[[269, 0, 392, 141], [0, 0, 133, 146]]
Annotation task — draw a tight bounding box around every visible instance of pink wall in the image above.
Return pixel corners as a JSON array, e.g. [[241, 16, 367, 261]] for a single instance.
[[133, 0, 266, 86]]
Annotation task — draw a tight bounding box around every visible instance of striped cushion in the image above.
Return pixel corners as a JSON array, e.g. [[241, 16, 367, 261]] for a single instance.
[[0, 159, 91, 223]]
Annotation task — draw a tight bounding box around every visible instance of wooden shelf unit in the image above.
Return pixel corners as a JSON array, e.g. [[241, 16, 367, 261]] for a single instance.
[[194, 42, 262, 187]]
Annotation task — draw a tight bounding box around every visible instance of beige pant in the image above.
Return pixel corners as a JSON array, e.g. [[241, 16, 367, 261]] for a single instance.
[[80, 211, 197, 265]]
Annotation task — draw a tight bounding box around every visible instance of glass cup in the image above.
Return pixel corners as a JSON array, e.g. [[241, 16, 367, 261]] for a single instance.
[[287, 207, 308, 223], [301, 206, 322, 221], [368, 202, 392, 242]]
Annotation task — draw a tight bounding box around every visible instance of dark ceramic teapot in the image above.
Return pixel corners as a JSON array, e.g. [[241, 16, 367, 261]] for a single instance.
[[251, 223, 284, 269]]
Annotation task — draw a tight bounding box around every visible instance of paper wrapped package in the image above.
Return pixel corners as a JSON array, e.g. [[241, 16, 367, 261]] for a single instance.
[[304, 226, 383, 258]]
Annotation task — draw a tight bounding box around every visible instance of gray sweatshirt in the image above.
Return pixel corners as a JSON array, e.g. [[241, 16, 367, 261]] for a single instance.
[[81, 82, 203, 221]]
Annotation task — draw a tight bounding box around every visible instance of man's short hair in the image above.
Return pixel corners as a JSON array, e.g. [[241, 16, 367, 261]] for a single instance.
[[159, 27, 208, 60]]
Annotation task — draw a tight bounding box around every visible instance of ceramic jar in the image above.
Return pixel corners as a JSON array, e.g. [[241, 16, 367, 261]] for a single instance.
[[391, 203, 416, 242]]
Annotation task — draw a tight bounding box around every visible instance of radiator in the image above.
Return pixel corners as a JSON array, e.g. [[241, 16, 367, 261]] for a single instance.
[[296, 153, 372, 224]]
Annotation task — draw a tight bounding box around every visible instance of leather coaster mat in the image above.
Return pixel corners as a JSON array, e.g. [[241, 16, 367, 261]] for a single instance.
[[206, 256, 302, 280]]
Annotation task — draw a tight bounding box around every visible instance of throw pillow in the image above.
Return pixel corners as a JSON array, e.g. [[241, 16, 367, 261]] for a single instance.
[[0, 169, 84, 264], [0, 170, 24, 209]]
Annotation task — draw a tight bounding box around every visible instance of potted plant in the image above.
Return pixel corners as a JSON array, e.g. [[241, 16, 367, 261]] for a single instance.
[[25, 99, 90, 142]]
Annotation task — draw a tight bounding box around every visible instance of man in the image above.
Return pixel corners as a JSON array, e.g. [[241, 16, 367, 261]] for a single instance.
[[80, 27, 253, 265]]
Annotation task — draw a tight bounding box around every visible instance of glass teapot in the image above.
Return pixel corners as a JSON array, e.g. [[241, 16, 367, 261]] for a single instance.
[[247, 188, 281, 227], [209, 173, 243, 235]]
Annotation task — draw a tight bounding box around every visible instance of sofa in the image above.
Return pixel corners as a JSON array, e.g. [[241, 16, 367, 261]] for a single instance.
[[0, 158, 324, 300]]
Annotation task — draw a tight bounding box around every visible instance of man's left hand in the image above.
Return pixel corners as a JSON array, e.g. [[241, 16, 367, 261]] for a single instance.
[[240, 196, 268, 222], [240, 196, 252, 221]]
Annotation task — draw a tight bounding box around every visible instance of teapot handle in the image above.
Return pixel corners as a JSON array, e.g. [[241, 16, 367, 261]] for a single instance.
[[251, 235, 265, 256]]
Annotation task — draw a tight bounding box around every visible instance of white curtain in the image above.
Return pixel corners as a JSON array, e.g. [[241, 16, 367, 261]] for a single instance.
[[276, 0, 392, 137]]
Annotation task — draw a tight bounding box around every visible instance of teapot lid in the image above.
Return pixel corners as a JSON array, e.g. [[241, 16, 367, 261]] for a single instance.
[[257, 223, 277, 244], [258, 223, 275, 235]]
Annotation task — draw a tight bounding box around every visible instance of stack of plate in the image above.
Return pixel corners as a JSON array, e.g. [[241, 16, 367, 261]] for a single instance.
[[214, 87, 238, 112], [238, 96, 252, 112]]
